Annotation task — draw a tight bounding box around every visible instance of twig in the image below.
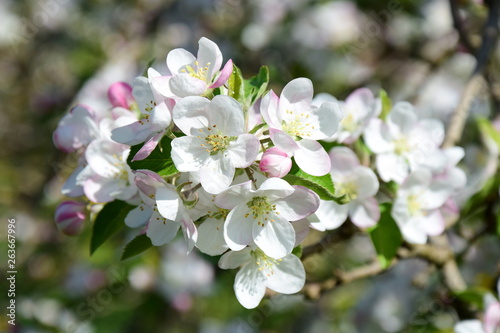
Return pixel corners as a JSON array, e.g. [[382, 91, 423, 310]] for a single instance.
[[449, 0, 476, 53], [301, 222, 358, 260]]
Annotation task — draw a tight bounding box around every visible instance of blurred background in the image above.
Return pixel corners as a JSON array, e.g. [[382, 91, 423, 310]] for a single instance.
[[1, 0, 499, 332]]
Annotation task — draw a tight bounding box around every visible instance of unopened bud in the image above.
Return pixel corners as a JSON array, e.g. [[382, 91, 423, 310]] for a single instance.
[[108, 82, 134, 109], [259, 147, 292, 178], [55, 201, 86, 236]]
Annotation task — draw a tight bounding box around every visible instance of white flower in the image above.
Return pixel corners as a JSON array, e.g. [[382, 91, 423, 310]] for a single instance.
[[78, 139, 137, 203], [166, 37, 233, 98], [53, 105, 100, 153], [260, 77, 343, 176], [215, 178, 319, 259], [314, 88, 380, 144], [311, 147, 380, 230], [391, 169, 451, 244], [171, 95, 260, 194], [219, 246, 305, 309], [364, 102, 445, 183]]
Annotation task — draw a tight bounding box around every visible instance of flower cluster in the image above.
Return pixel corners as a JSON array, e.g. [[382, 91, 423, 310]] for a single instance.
[[54, 37, 467, 308]]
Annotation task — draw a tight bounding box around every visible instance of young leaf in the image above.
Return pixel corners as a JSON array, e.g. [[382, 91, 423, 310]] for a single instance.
[[244, 66, 269, 105], [369, 203, 402, 268], [283, 164, 348, 204], [455, 288, 491, 310], [90, 200, 135, 255], [121, 234, 153, 260], [127, 136, 179, 178], [227, 65, 245, 103], [477, 117, 500, 149], [379, 90, 392, 121]]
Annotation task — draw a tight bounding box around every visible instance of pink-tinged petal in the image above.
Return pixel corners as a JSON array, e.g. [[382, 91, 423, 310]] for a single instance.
[[313, 200, 349, 230], [329, 146, 360, 173], [209, 95, 245, 136], [484, 301, 500, 333], [149, 73, 174, 99], [135, 170, 166, 206], [172, 96, 210, 135], [259, 147, 292, 178], [196, 217, 228, 256], [308, 101, 343, 140], [132, 132, 163, 161], [53, 105, 100, 152], [215, 181, 253, 210], [376, 153, 409, 184], [199, 155, 234, 194], [218, 248, 252, 269], [125, 204, 152, 228], [83, 176, 123, 203], [292, 219, 310, 246], [295, 139, 331, 176], [156, 186, 182, 221], [55, 201, 86, 236], [454, 320, 484, 333], [209, 59, 233, 88], [269, 128, 299, 153], [146, 211, 180, 246], [387, 102, 417, 136], [62, 166, 85, 197], [280, 77, 313, 106], [363, 118, 394, 154], [197, 37, 223, 81], [415, 209, 444, 236], [345, 88, 377, 119], [224, 204, 255, 251], [108, 82, 134, 108], [349, 198, 379, 228], [253, 215, 295, 259], [171, 136, 211, 172], [111, 121, 150, 146], [227, 134, 260, 168], [261, 90, 281, 128], [180, 214, 197, 254], [166, 48, 196, 74], [169, 73, 208, 97], [234, 262, 267, 309], [266, 253, 305, 294], [274, 186, 319, 221]]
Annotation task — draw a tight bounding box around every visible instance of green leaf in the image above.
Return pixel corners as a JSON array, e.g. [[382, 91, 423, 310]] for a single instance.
[[369, 203, 402, 268], [379, 90, 392, 120], [283, 164, 348, 204], [227, 65, 245, 103], [127, 135, 179, 178], [121, 234, 153, 260], [90, 200, 135, 255], [477, 117, 500, 149], [455, 288, 490, 309], [292, 245, 303, 258], [244, 66, 269, 106]]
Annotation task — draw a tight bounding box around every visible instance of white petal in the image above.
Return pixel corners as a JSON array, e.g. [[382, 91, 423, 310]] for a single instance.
[[453, 320, 484, 333], [179, 213, 197, 253], [256, 177, 295, 201], [169, 73, 207, 97], [62, 166, 85, 197], [313, 200, 349, 230], [199, 155, 234, 194], [196, 217, 228, 256], [270, 129, 299, 153], [387, 102, 417, 136], [294, 139, 331, 176], [218, 248, 252, 269], [172, 96, 210, 135], [234, 263, 267, 309], [156, 186, 181, 221], [329, 146, 360, 173], [444, 146, 465, 167], [253, 216, 295, 259], [215, 181, 253, 210], [150, 101, 172, 130], [349, 198, 379, 228], [351, 167, 379, 199], [171, 136, 210, 172], [209, 95, 245, 136], [197, 37, 223, 81], [227, 134, 260, 168], [85, 140, 126, 178], [307, 101, 343, 140], [410, 119, 445, 148], [416, 210, 444, 236], [363, 118, 394, 154], [266, 254, 305, 294], [260, 90, 282, 128], [224, 204, 255, 251], [146, 211, 180, 246], [274, 186, 319, 221], [376, 153, 409, 184], [400, 169, 432, 191], [292, 219, 310, 246], [166, 48, 196, 74], [132, 76, 156, 114], [280, 77, 313, 108], [125, 204, 153, 228]]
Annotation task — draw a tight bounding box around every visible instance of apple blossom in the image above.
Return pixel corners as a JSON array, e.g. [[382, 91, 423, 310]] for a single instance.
[[312, 147, 380, 229], [259, 147, 292, 178], [53, 105, 100, 153], [171, 95, 260, 194], [391, 169, 451, 244], [364, 102, 445, 183], [166, 37, 233, 98], [107, 82, 134, 109], [260, 77, 343, 176], [215, 178, 319, 259], [218, 245, 305, 309], [54, 201, 86, 236]]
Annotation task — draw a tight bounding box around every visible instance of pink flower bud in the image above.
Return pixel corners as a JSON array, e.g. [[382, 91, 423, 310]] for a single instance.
[[107, 82, 134, 109], [259, 147, 292, 178], [55, 201, 86, 236]]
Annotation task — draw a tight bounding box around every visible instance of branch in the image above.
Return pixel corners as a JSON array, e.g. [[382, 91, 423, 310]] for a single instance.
[[449, 0, 476, 53], [301, 222, 358, 260]]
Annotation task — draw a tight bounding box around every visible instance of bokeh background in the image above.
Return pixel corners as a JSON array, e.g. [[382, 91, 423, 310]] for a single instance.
[[1, 0, 499, 332]]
